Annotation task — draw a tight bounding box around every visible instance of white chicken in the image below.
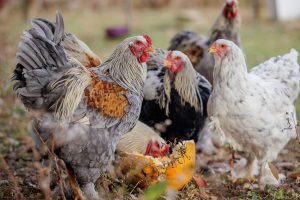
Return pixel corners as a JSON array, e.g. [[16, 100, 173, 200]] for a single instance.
[[207, 39, 299, 186], [116, 121, 170, 157]]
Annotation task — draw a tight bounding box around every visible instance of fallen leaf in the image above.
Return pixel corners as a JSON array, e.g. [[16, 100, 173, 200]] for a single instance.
[[193, 176, 205, 188]]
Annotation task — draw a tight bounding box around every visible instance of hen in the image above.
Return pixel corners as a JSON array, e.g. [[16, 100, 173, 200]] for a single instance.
[[139, 49, 211, 143], [116, 121, 170, 157], [12, 12, 154, 199], [168, 0, 241, 84], [208, 39, 299, 186]]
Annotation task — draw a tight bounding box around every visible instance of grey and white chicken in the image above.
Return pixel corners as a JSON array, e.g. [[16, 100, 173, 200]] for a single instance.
[[12, 12, 154, 199], [116, 121, 170, 157], [207, 39, 299, 186]]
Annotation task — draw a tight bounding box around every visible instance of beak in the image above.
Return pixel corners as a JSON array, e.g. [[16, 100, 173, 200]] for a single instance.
[[163, 60, 172, 69], [146, 46, 155, 53], [208, 46, 218, 54]]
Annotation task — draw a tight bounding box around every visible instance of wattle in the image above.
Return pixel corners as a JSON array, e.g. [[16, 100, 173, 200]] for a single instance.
[[138, 52, 150, 63]]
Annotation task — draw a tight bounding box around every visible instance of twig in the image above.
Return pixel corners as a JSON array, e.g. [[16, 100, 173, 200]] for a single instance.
[[0, 153, 24, 200], [51, 135, 66, 200], [33, 162, 51, 200], [62, 162, 85, 200], [129, 180, 142, 195], [31, 121, 85, 200]]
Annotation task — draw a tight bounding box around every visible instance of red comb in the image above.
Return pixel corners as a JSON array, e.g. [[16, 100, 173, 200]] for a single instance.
[[161, 144, 170, 156], [167, 51, 173, 60], [143, 35, 152, 46]]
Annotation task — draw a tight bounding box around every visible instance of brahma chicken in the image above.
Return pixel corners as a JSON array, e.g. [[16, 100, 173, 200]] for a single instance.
[[168, 0, 241, 84], [30, 14, 101, 68], [114, 140, 196, 191], [117, 121, 170, 157], [12, 12, 154, 199], [116, 122, 199, 191], [207, 39, 299, 186], [139, 49, 211, 143]]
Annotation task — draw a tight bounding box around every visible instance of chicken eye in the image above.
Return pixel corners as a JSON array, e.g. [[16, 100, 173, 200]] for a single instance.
[[136, 41, 143, 45], [175, 56, 181, 61], [221, 44, 226, 48]]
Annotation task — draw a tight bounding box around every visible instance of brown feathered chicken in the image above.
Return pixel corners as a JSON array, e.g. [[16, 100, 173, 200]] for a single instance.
[[12, 12, 154, 200], [168, 0, 241, 84]]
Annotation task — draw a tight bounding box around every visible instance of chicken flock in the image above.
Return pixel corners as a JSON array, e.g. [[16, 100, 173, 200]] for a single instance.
[[11, 0, 299, 199]]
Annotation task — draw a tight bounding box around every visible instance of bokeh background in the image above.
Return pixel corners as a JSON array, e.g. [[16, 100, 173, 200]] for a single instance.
[[1, 0, 300, 136], [0, 0, 299, 199]]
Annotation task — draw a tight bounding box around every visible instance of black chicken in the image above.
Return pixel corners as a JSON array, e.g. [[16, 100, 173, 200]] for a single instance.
[[139, 49, 211, 143]]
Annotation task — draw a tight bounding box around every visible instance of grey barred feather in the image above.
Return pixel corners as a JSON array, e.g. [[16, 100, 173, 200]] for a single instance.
[[31, 18, 54, 41], [51, 65, 91, 121], [31, 12, 101, 68], [100, 36, 147, 94], [13, 11, 73, 110]]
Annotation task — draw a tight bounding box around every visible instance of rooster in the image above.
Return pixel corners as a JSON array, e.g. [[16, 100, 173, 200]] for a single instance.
[[30, 15, 102, 68], [12, 12, 154, 199], [168, 0, 241, 84], [208, 39, 299, 186], [139, 49, 211, 144]]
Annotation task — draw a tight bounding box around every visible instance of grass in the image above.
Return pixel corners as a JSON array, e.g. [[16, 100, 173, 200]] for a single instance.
[[0, 1, 299, 199]]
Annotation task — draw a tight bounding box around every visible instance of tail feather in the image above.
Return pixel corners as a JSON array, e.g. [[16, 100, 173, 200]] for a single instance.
[[12, 11, 72, 110], [31, 19, 55, 41], [283, 48, 299, 63], [53, 11, 64, 45]]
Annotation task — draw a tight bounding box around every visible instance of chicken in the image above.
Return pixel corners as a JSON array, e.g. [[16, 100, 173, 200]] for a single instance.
[[207, 39, 299, 186], [114, 140, 196, 190], [168, 0, 241, 84], [139, 49, 211, 143], [116, 121, 170, 157], [30, 15, 101, 68], [12, 12, 154, 199]]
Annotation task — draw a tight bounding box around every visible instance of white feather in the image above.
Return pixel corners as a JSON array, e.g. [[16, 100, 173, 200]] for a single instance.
[[116, 121, 166, 154], [209, 39, 299, 186]]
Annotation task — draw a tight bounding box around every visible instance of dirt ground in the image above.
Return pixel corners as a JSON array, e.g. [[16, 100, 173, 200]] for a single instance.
[[0, 129, 299, 199], [0, 1, 300, 199]]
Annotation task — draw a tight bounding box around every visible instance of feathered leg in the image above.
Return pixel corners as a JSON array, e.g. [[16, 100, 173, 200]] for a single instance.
[[257, 160, 279, 188], [245, 154, 255, 181], [229, 148, 236, 178], [73, 166, 102, 200], [230, 152, 256, 182], [81, 183, 100, 200]]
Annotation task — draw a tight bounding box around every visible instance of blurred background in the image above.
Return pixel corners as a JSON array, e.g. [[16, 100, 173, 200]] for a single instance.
[[0, 0, 299, 198], [1, 0, 300, 134]]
